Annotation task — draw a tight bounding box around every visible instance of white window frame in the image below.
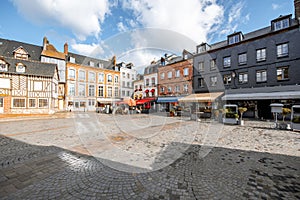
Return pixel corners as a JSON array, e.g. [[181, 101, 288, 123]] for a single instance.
[[175, 70, 180, 78], [160, 73, 165, 79], [277, 43, 288, 57], [79, 70, 86, 81], [89, 72, 96, 82], [198, 62, 204, 72], [98, 73, 104, 83], [210, 59, 216, 70], [256, 70, 267, 82], [68, 68, 76, 79], [183, 84, 188, 92], [238, 73, 248, 84], [33, 81, 43, 91], [38, 98, 48, 108], [107, 74, 112, 83], [183, 68, 189, 76], [28, 98, 36, 108], [12, 98, 26, 108], [88, 85, 95, 97], [98, 85, 104, 97], [256, 48, 266, 62], [78, 83, 86, 96], [223, 57, 231, 68], [114, 75, 119, 83], [69, 83, 75, 96], [223, 74, 232, 85], [274, 18, 289, 31], [107, 86, 112, 97], [168, 71, 172, 79], [238, 53, 247, 65], [198, 78, 204, 88], [277, 67, 289, 81]]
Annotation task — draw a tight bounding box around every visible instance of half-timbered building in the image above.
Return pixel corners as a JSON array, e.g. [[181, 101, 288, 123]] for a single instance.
[[0, 56, 59, 114]]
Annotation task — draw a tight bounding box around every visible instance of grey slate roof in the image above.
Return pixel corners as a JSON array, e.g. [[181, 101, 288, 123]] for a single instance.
[[1, 56, 57, 77], [0, 38, 42, 61], [68, 52, 112, 69]]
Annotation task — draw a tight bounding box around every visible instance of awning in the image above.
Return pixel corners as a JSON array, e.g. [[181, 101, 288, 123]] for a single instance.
[[157, 96, 180, 103], [97, 98, 120, 104], [136, 98, 155, 105], [222, 91, 300, 101], [179, 92, 223, 102]]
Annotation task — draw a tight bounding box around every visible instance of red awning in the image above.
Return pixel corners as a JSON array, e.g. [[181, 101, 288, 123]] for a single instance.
[[136, 97, 155, 105]]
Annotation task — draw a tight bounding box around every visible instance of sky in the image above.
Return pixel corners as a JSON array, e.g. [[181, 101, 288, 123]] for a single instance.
[[0, 0, 295, 72]]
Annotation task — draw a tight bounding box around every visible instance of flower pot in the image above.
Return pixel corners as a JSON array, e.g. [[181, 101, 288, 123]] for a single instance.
[[239, 120, 244, 126]]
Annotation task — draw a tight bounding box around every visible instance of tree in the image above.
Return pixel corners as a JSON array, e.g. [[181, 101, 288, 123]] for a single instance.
[[282, 108, 291, 122], [238, 107, 248, 121]]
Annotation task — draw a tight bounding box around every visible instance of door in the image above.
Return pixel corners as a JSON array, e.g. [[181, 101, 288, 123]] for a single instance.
[[0, 97, 4, 113]]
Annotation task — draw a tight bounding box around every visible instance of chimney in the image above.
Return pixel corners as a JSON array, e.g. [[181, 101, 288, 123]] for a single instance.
[[64, 43, 68, 55], [42, 37, 48, 50], [295, 0, 300, 21]]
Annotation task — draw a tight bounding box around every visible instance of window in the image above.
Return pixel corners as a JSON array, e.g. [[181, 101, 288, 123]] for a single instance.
[[256, 70, 267, 82], [107, 74, 112, 82], [114, 87, 119, 97], [238, 73, 248, 84], [210, 59, 216, 70], [184, 68, 189, 76], [16, 63, 25, 73], [127, 82, 130, 87], [228, 34, 240, 45], [277, 67, 289, 81], [98, 73, 104, 83], [256, 48, 266, 62], [89, 61, 94, 67], [0, 60, 8, 71], [107, 87, 112, 97], [13, 98, 25, 107], [277, 43, 288, 57], [145, 79, 149, 86], [115, 75, 119, 83], [183, 84, 188, 92], [89, 72, 95, 82], [38, 99, 48, 108], [122, 72, 126, 78], [223, 74, 232, 85], [175, 70, 180, 78], [198, 78, 204, 88], [132, 74, 135, 80], [127, 73, 130, 79], [79, 70, 85, 81], [69, 83, 75, 96], [68, 69, 75, 79], [160, 87, 165, 93], [160, 73, 165, 79], [88, 85, 95, 96], [0, 78, 10, 89], [98, 86, 104, 97], [151, 77, 156, 86], [34, 81, 43, 91], [167, 87, 172, 93], [78, 83, 85, 96], [28, 99, 36, 107], [238, 53, 247, 65], [223, 57, 231, 68], [273, 18, 289, 31], [88, 99, 95, 106], [168, 71, 172, 78], [97, 63, 103, 68], [175, 85, 180, 93], [198, 62, 204, 72], [210, 76, 217, 86]]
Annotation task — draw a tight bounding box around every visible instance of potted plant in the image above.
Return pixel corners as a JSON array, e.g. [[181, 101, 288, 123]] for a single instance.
[[238, 107, 247, 126]]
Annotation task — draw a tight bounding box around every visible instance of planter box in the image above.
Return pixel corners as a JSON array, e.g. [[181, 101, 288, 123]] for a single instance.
[[223, 118, 238, 125], [291, 122, 300, 131]]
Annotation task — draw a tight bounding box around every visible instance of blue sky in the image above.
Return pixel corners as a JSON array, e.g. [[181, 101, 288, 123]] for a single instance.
[[0, 0, 295, 70]]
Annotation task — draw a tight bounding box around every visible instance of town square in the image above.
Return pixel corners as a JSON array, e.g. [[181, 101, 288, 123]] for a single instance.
[[1, 0, 300, 199]]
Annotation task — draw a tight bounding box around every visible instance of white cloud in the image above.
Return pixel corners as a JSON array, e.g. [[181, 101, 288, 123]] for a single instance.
[[117, 22, 127, 32], [71, 42, 104, 57], [11, 0, 110, 40], [121, 0, 224, 44], [272, 3, 280, 10], [228, 1, 244, 24]]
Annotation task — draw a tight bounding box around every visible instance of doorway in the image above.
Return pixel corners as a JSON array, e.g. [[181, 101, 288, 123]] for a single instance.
[[0, 97, 4, 113]]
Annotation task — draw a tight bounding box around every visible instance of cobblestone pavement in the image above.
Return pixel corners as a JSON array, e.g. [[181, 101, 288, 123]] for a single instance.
[[0, 112, 299, 199]]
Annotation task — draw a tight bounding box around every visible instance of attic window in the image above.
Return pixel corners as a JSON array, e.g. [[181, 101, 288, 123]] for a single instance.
[[89, 61, 94, 67], [97, 63, 103, 68], [16, 63, 25, 73], [197, 43, 210, 53], [13, 46, 29, 60], [228, 32, 243, 45], [0, 60, 8, 71], [273, 18, 290, 31], [69, 56, 75, 63]]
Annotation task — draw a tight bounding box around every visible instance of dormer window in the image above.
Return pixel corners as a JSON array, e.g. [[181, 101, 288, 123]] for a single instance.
[[197, 43, 210, 53], [228, 32, 243, 45], [0, 60, 8, 71], [89, 61, 94, 67], [272, 15, 291, 31], [13, 46, 29, 60], [16, 63, 25, 73], [69, 56, 75, 63]]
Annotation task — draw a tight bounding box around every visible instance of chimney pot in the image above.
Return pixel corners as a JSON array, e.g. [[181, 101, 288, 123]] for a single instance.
[[64, 43, 68, 55]]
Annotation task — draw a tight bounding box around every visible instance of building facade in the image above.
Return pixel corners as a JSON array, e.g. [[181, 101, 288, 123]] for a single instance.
[[118, 62, 137, 98], [193, 6, 300, 119], [65, 52, 120, 112], [158, 50, 193, 96], [0, 56, 59, 114]]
